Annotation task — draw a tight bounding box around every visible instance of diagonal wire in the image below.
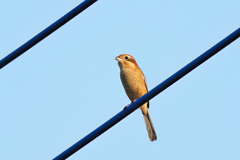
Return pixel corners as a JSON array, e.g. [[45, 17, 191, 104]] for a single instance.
[[53, 27, 240, 160], [0, 0, 97, 69]]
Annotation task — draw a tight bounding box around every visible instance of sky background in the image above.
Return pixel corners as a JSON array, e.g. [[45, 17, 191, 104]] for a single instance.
[[0, 0, 240, 160]]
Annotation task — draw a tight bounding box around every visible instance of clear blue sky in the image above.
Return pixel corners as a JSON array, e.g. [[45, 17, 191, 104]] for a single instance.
[[0, 1, 240, 159]]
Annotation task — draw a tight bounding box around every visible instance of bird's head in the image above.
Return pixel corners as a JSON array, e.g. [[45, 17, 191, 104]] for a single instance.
[[115, 54, 139, 69]]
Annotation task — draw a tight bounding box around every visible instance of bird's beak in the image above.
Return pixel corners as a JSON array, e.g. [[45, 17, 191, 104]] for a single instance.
[[115, 56, 121, 61]]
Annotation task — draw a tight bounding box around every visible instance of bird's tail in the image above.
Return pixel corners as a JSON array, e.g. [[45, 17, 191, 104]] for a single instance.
[[143, 110, 157, 141]]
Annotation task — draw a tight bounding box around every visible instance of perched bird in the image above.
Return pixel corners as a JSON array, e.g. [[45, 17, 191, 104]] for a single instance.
[[115, 54, 157, 142]]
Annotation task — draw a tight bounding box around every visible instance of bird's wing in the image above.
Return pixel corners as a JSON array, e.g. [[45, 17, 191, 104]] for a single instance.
[[141, 70, 150, 108]]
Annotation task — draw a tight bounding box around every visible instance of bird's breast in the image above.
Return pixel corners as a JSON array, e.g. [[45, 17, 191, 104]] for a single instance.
[[120, 68, 147, 102]]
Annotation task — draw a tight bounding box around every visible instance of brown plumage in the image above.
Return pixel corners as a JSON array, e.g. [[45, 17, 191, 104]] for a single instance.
[[115, 54, 157, 142]]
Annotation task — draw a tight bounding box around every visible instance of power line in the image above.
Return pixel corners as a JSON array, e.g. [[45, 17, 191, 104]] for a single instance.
[[53, 28, 240, 160], [0, 0, 97, 69]]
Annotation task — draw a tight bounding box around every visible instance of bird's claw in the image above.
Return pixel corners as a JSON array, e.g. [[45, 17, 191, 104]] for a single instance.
[[123, 101, 136, 110], [123, 104, 130, 110]]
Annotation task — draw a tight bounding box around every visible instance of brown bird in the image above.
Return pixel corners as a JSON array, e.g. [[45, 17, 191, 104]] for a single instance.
[[115, 54, 157, 142]]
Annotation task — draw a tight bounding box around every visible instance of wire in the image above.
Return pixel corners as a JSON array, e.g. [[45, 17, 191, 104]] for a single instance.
[[53, 28, 240, 160], [0, 0, 97, 69]]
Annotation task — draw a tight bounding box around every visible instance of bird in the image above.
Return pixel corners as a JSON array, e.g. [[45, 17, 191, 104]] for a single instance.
[[115, 54, 157, 142]]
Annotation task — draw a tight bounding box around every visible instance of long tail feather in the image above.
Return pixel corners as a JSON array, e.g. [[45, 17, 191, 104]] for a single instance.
[[143, 110, 157, 141]]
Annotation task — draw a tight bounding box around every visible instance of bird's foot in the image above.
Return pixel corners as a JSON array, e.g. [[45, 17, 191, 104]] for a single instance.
[[123, 104, 130, 110], [123, 100, 136, 110]]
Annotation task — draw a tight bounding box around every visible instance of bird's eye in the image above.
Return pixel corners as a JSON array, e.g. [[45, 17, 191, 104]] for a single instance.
[[125, 56, 129, 60]]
